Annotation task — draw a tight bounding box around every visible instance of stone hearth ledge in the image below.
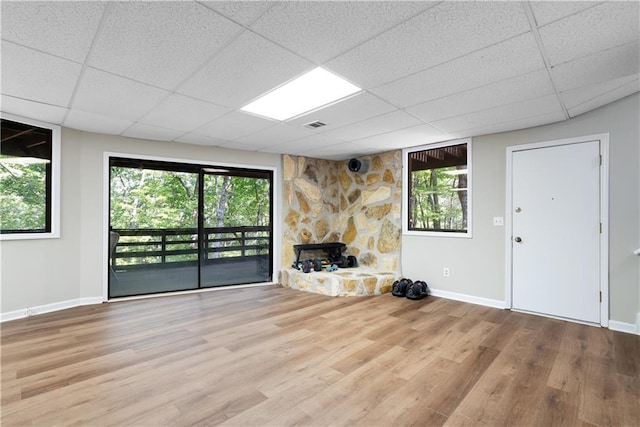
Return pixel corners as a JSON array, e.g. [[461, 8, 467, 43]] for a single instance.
[[279, 267, 396, 297]]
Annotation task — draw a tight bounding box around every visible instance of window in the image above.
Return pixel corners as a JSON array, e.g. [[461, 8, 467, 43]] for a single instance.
[[403, 138, 472, 237], [108, 157, 273, 297], [0, 114, 60, 239]]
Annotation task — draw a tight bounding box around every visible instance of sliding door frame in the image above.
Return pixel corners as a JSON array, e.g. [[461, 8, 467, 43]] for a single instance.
[[102, 152, 278, 301]]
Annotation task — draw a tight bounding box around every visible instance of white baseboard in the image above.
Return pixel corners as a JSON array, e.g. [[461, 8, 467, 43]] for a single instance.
[[607, 320, 639, 335], [1, 297, 103, 322], [429, 288, 506, 309]]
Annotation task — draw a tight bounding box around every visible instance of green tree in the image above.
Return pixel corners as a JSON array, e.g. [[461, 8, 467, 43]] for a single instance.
[[0, 162, 47, 231]]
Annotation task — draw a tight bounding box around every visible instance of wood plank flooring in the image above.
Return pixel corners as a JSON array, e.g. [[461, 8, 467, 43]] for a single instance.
[[2, 285, 639, 426]]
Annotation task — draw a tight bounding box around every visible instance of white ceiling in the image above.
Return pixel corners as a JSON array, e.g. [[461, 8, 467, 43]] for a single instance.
[[1, 1, 638, 160]]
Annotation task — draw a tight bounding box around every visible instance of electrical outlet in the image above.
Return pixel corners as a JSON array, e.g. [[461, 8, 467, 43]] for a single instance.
[[493, 217, 504, 226], [443, 267, 450, 277]]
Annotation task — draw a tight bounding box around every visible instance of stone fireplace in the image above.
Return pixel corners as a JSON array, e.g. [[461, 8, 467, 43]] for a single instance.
[[280, 150, 402, 296]]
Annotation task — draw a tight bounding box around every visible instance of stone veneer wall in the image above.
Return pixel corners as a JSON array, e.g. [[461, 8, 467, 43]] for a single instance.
[[281, 151, 402, 273]]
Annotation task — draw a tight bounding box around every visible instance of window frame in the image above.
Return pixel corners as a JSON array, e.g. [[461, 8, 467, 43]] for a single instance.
[[402, 138, 472, 238], [0, 112, 61, 240]]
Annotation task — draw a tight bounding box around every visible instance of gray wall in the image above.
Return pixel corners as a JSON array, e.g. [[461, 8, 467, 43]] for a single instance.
[[2, 94, 638, 326], [1, 129, 282, 314], [402, 93, 640, 325]]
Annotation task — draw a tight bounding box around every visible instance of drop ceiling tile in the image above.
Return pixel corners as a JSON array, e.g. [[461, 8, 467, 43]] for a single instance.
[[178, 31, 313, 108], [72, 68, 169, 121], [551, 41, 639, 92], [200, 1, 274, 26], [0, 1, 106, 63], [327, 1, 530, 88], [234, 123, 316, 148], [174, 133, 229, 147], [194, 111, 275, 141], [259, 133, 343, 154], [568, 78, 640, 118], [561, 74, 639, 109], [321, 110, 423, 142], [64, 109, 133, 135], [1, 96, 68, 125], [529, 1, 600, 27], [432, 95, 564, 134], [539, 2, 640, 66], [122, 123, 185, 142], [406, 70, 555, 122], [250, 1, 436, 63], [88, 2, 242, 89], [217, 140, 268, 152], [1, 42, 82, 107], [351, 124, 450, 151], [370, 33, 545, 108], [447, 111, 566, 139], [260, 137, 366, 161], [139, 94, 229, 132], [286, 92, 397, 130]]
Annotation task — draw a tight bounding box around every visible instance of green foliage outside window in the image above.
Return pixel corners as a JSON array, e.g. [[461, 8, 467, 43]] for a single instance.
[[0, 160, 47, 231], [110, 164, 271, 266], [407, 141, 469, 233], [410, 166, 467, 231]]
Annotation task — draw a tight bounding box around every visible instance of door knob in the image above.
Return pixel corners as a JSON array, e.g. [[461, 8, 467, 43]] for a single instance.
[[514, 236, 522, 243], [515, 207, 522, 213]]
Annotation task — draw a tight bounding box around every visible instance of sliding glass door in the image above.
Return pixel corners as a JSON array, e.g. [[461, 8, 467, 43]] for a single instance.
[[200, 170, 271, 288], [108, 158, 272, 298]]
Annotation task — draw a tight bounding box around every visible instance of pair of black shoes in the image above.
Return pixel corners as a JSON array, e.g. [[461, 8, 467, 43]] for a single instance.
[[391, 278, 430, 300]]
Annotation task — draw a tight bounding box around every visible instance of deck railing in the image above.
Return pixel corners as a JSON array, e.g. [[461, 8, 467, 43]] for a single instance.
[[111, 226, 270, 270]]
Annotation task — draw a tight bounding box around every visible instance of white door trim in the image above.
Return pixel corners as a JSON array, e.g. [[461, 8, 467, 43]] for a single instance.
[[504, 133, 609, 327]]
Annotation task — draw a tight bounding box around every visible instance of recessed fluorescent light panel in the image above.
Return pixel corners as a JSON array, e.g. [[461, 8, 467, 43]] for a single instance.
[[240, 68, 361, 121]]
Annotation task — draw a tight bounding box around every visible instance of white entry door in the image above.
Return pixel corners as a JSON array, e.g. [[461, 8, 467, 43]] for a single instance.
[[511, 140, 601, 324]]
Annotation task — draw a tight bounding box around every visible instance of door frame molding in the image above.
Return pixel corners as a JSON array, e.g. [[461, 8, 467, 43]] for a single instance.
[[504, 133, 609, 326]]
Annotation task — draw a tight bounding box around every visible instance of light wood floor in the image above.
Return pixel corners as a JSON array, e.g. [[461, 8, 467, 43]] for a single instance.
[[2, 286, 638, 426]]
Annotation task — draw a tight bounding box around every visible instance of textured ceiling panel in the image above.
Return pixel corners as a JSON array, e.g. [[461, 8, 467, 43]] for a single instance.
[[234, 123, 315, 147], [1, 1, 637, 160], [139, 94, 230, 132], [218, 140, 273, 152], [72, 68, 169, 121], [122, 123, 186, 142], [0, 1, 106, 63], [1, 42, 82, 107], [64, 109, 134, 135], [1, 96, 69, 125], [178, 31, 313, 108], [194, 111, 275, 141], [260, 139, 370, 160], [327, 1, 530, 88], [567, 78, 640, 118], [260, 133, 349, 155], [406, 69, 555, 123], [432, 95, 564, 134], [539, 2, 640, 65], [250, 1, 436, 63], [285, 92, 397, 130], [529, 1, 599, 27], [370, 33, 545, 108], [88, 2, 242, 89], [551, 41, 640, 92], [174, 133, 229, 147], [448, 110, 566, 139], [200, 1, 274, 26], [351, 124, 449, 151], [560, 74, 639, 109], [320, 110, 423, 142]]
